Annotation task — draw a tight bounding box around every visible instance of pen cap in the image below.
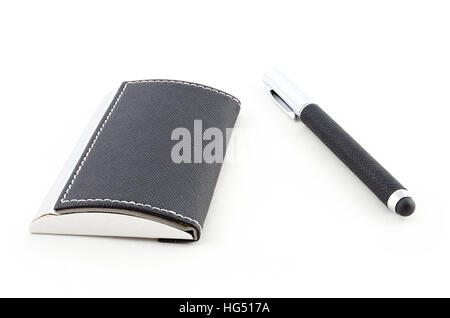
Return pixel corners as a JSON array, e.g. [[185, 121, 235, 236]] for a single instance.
[[263, 68, 312, 120]]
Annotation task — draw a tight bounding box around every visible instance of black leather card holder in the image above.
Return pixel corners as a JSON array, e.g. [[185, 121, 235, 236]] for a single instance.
[[33, 80, 240, 241]]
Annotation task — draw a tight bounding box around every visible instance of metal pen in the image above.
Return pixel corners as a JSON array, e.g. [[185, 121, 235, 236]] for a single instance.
[[263, 68, 415, 216]]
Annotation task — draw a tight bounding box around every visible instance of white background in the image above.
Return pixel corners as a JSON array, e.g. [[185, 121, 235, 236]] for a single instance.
[[1, 0, 449, 297]]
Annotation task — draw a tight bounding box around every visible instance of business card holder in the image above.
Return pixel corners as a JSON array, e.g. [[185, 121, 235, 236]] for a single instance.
[[30, 80, 240, 241]]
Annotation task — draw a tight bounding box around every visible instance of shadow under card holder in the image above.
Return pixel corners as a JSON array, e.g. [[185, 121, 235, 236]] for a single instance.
[[30, 79, 240, 241]]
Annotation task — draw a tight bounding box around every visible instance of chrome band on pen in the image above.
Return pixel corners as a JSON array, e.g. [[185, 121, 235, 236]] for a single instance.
[[387, 189, 412, 213]]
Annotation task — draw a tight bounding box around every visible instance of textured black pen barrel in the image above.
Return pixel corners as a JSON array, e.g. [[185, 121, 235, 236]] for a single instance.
[[300, 104, 403, 205]]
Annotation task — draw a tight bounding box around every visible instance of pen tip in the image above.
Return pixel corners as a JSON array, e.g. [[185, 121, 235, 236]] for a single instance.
[[395, 197, 416, 217]]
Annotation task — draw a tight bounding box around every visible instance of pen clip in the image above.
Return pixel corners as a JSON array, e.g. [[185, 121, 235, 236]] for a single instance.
[[263, 68, 313, 121]]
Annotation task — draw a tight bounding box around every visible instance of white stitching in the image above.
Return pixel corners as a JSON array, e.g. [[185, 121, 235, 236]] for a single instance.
[[129, 79, 241, 104], [62, 198, 203, 230], [59, 79, 239, 231]]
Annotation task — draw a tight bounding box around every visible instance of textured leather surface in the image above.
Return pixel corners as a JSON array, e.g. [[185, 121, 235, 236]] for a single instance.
[[300, 104, 403, 204], [54, 80, 240, 240]]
